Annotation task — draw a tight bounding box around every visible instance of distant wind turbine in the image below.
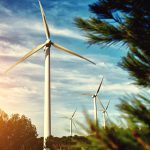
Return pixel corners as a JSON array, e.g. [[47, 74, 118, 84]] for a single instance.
[[4, 0, 95, 149], [98, 98, 110, 128], [82, 77, 103, 126], [61, 108, 77, 136]]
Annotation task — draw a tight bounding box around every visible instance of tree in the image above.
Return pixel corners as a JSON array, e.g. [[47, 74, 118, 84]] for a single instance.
[[8, 114, 38, 150], [77, 94, 150, 150], [0, 110, 39, 150], [74, 0, 150, 149], [46, 135, 89, 150], [75, 0, 150, 87], [0, 109, 9, 150]]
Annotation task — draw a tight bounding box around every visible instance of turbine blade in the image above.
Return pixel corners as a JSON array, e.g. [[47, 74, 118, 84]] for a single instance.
[[81, 93, 93, 96], [97, 96, 105, 111], [71, 108, 77, 118], [52, 42, 96, 65], [106, 111, 109, 119], [5, 42, 46, 74], [38, 0, 50, 39], [60, 116, 69, 119], [72, 120, 77, 130], [96, 77, 104, 96], [105, 100, 110, 110]]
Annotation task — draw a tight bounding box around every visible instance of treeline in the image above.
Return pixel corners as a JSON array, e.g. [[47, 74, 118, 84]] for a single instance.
[[0, 110, 43, 150], [1, 93, 149, 150], [47, 94, 150, 150], [1, 0, 150, 149], [46, 135, 89, 150], [0, 109, 88, 150]]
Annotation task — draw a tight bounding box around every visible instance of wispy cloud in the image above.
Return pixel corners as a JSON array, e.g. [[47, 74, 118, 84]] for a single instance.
[[0, 0, 143, 137], [0, 18, 84, 43]]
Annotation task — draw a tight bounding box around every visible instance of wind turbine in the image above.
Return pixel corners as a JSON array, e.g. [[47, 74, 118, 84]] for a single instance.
[[82, 77, 103, 126], [70, 108, 78, 137], [61, 108, 77, 136], [98, 98, 110, 128], [4, 0, 95, 149]]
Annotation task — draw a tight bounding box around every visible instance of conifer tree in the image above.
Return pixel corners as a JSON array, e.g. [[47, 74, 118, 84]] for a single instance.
[[75, 0, 150, 87], [74, 1, 150, 149]]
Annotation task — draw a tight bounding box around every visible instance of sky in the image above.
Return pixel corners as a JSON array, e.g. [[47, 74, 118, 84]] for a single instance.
[[0, 0, 142, 137]]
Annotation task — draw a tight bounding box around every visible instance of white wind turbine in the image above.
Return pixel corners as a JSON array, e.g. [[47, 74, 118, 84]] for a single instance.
[[61, 108, 77, 136], [82, 77, 103, 126], [4, 0, 95, 149], [98, 98, 110, 128]]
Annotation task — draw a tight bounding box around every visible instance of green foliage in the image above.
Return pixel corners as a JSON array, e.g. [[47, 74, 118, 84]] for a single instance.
[[77, 94, 150, 150], [44, 94, 150, 150], [0, 2, 149, 149], [46, 135, 89, 150], [120, 46, 150, 87], [74, 1, 150, 149], [0, 96, 149, 150], [75, 0, 150, 87], [117, 93, 150, 128], [0, 110, 41, 150]]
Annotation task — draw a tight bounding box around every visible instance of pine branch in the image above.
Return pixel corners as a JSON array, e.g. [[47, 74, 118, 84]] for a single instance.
[[75, 0, 150, 87]]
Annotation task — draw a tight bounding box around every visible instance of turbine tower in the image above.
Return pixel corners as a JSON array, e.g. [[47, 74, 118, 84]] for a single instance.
[[98, 98, 110, 128], [4, 0, 95, 149], [82, 77, 103, 126]]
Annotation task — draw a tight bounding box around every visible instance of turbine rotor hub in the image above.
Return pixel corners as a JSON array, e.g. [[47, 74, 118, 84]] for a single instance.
[[92, 94, 96, 98], [45, 39, 52, 47]]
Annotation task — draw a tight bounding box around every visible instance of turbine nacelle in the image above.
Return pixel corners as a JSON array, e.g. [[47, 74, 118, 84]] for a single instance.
[[92, 94, 97, 98], [4, 0, 96, 146], [44, 40, 52, 51], [102, 110, 106, 113], [92, 77, 104, 98], [45, 40, 51, 47]]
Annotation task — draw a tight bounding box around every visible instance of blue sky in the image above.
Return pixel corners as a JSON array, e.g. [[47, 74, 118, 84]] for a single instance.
[[0, 0, 141, 137]]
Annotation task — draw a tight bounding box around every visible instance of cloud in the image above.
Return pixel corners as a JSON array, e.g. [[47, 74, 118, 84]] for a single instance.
[[0, 18, 84, 44], [0, 4, 13, 16], [0, 37, 141, 137], [0, 0, 145, 137]]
